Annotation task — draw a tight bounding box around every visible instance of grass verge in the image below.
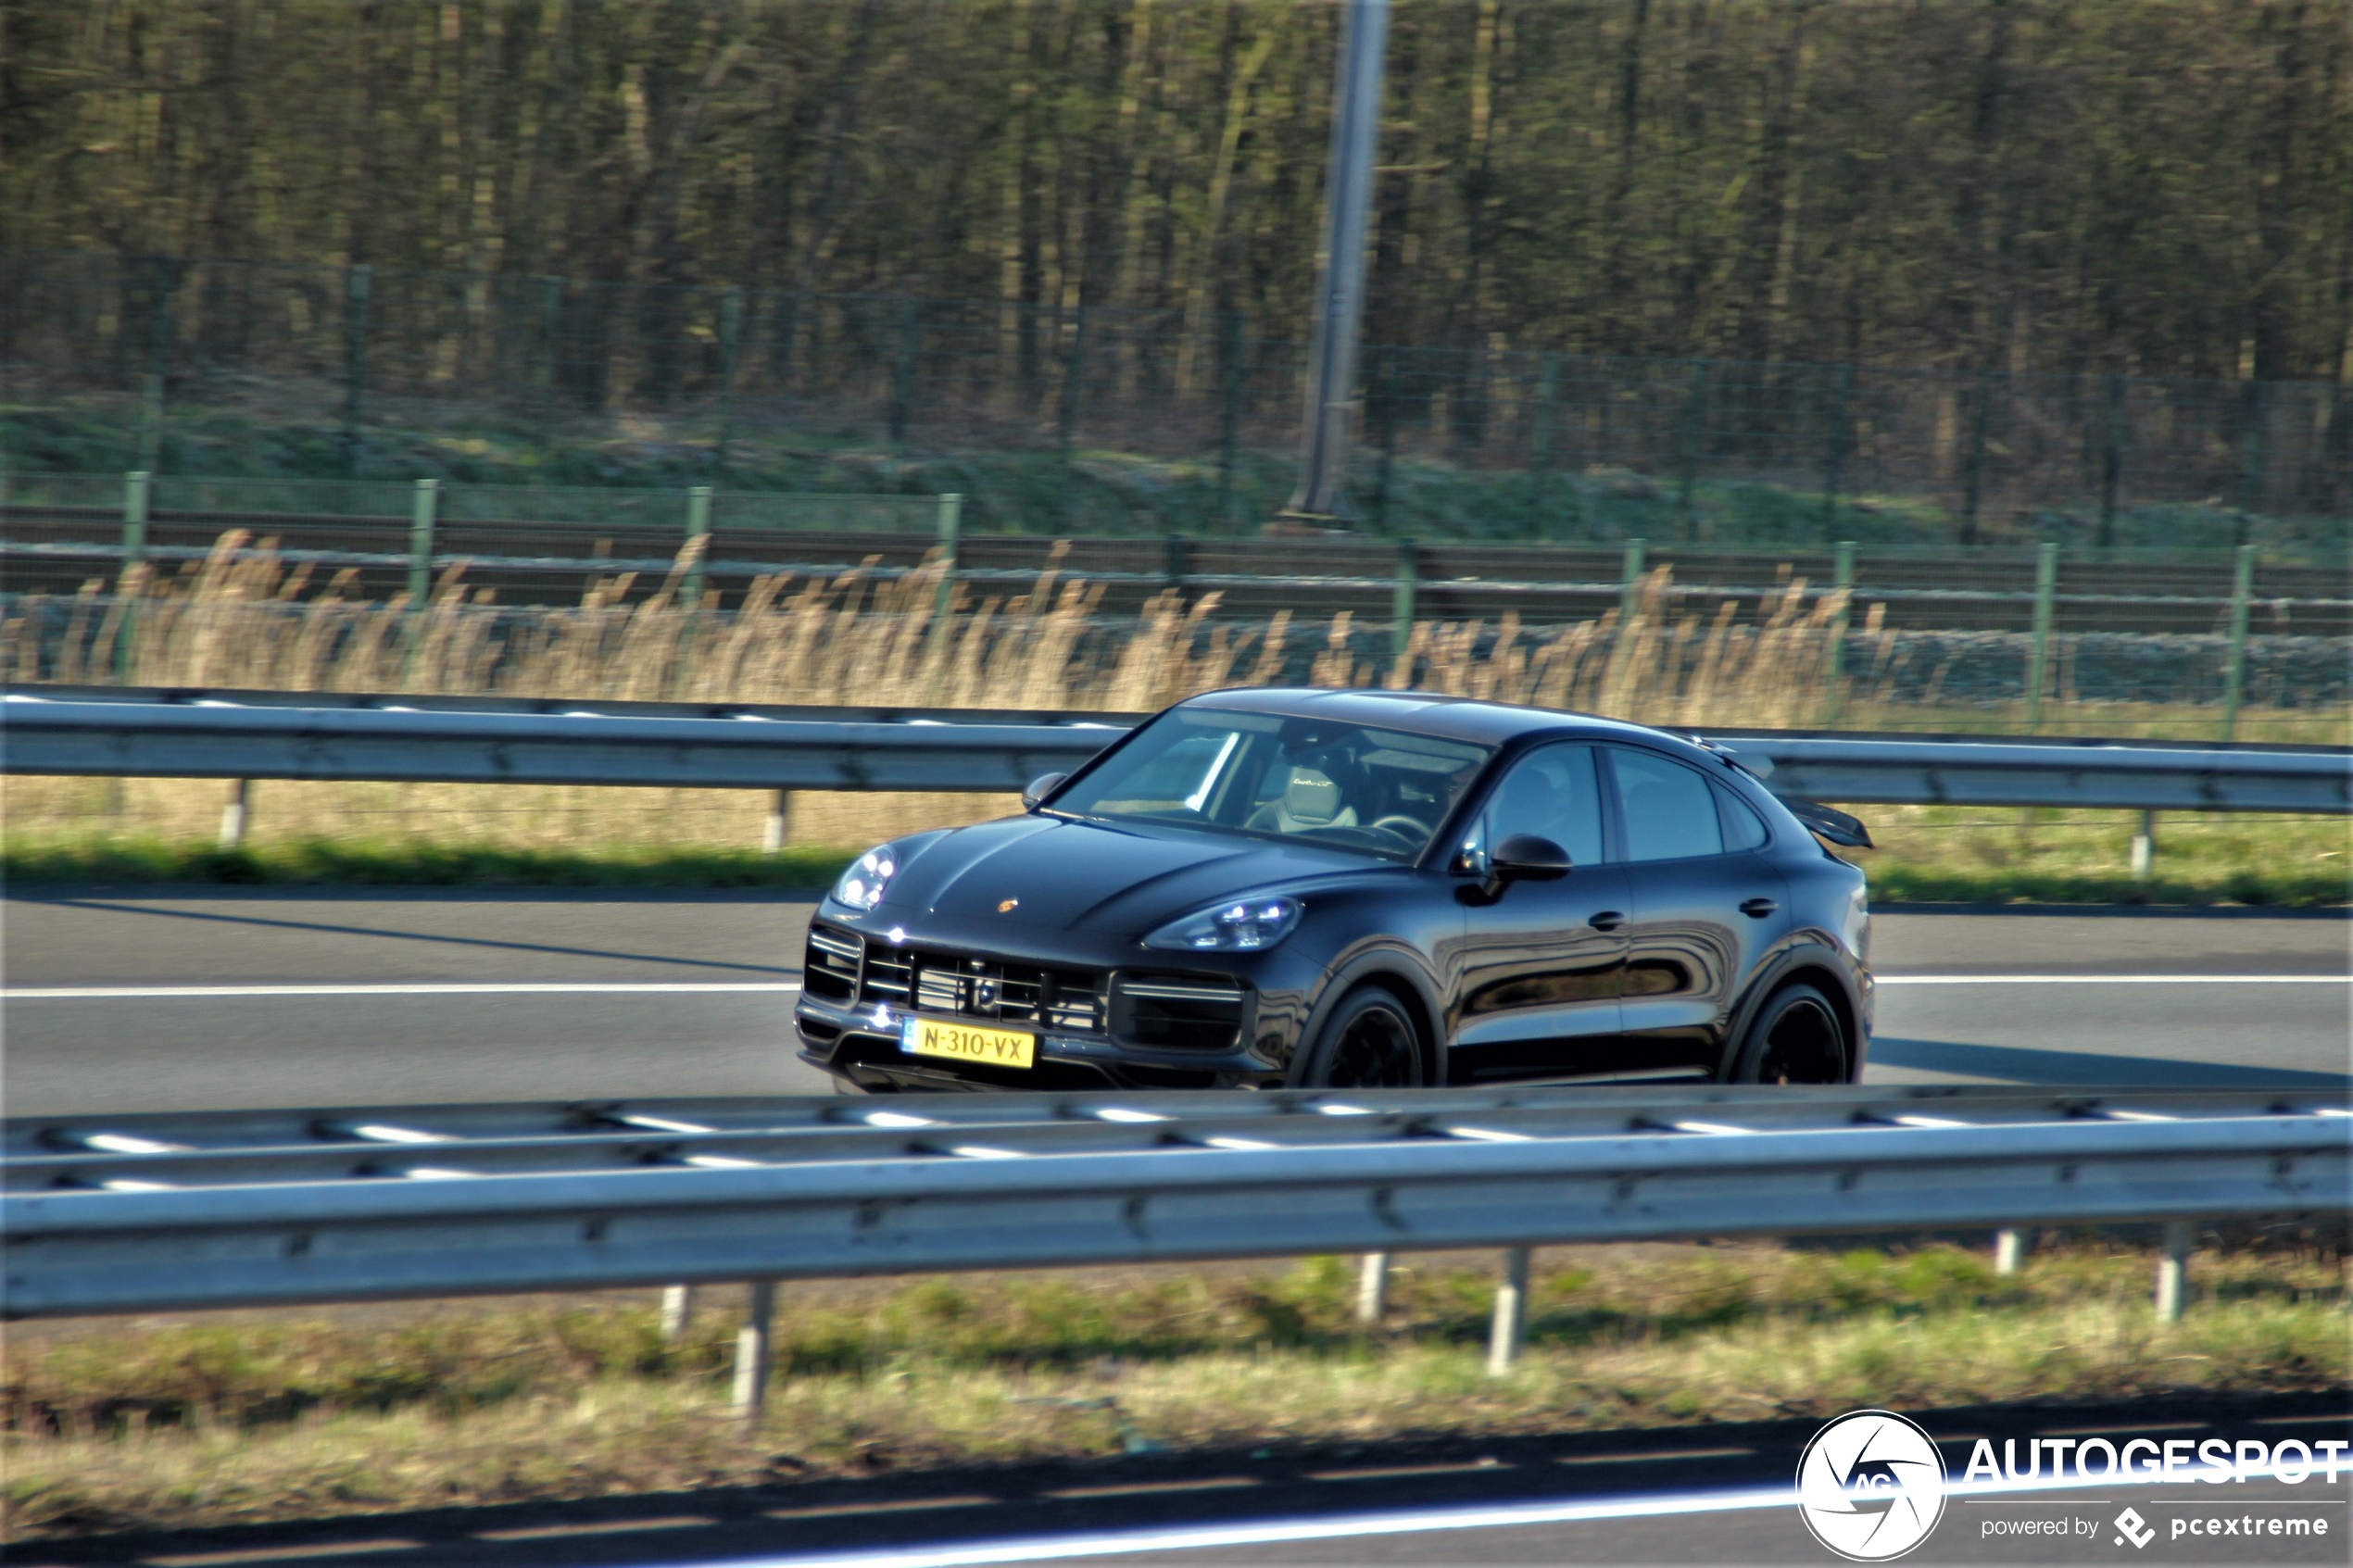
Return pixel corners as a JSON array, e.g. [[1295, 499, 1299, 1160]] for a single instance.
[[6, 1241, 2345, 1539], [4, 808, 2343, 906]]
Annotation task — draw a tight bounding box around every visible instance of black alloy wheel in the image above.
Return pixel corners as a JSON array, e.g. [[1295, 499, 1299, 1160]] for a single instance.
[[1302, 985, 1426, 1088], [1735, 982, 1849, 1085]]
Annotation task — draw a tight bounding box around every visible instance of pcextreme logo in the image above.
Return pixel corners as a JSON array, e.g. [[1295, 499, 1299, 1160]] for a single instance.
[[1796, 1409, 1949, 1561]]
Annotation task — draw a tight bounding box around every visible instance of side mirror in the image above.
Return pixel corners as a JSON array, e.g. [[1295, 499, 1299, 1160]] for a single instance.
[[1484, 833, 1571, 897], [1021, 772, 1068, 812]]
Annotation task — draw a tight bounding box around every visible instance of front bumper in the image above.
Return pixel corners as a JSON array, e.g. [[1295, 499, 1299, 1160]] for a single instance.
[[793, 910, 1312, 1092]]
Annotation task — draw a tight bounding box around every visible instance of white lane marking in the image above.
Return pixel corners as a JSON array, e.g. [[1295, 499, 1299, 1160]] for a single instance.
[[642, 1461, 2333, 1568], [0, 982, 804, 1000], [1877, 974, 2344, 985]]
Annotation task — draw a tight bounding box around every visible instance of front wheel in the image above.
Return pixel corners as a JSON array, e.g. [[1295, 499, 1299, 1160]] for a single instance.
[[1296, 985, 1426, 1089], [1731, 982, 1849, 1085]]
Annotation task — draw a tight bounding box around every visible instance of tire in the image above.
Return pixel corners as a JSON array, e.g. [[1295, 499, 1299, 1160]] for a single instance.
[[1730, 982, 1849, 1085], [1295, 985, 1427, 1089]]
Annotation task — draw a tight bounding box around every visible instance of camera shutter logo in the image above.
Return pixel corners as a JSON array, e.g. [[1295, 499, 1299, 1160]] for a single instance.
[[1796, 1409, 1948, 1561]]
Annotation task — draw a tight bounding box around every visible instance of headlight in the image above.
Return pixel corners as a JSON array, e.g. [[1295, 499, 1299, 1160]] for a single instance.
[[1144, 896, 1302, 952], [832, 845, 900, 911]]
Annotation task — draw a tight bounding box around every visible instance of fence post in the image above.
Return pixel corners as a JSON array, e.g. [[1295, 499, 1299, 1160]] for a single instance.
[[1356, 1253, 1390, 1324], [2096, 373, 2128, 548], [889, 297, 919, 450], [138, 256, 174, 474], [713, 286, 744, 480], [2220, 542, 2256, 741], [2235, 380, 2268, 519], [1372, 344, 1400, 532], [1677, 358, 1707, 540], [218, 778, 250, 849], [682, 484, 713, 611], [1822, 539, 1856, 728], [1058, 300, 1089, 455], [1530, 352, 1559, 536], [1959, 369, 1993, 546], [1487, 1246, 1530, 1374], [114, 470, 150, 680], [2024, 540, 2057, 734], [934, 492, 963, 621], [535, 275, 564, 473], [1821, 364, 1852, 539], [408, 478, 439, 609], [1618, 536, 1647, 624], [1392, 538, 1417, 671], [1164, 533, 1189, 604], [1217, 311, 1246, 533], [342, 264, 371, 479], [732, 1281, 776, 1416], [2154, 1221, 2194, 1323]]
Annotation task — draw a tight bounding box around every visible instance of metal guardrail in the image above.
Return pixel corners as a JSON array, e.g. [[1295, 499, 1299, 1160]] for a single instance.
[[4, 686, 2347, 812], [5, 1086, 2346, 1321]]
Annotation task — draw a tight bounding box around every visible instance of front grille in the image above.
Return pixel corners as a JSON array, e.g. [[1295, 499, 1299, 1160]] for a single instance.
[[1113, 972, 1247, 1051], [802, 925, 862, 1002], [839, 941, 1107, 1035]]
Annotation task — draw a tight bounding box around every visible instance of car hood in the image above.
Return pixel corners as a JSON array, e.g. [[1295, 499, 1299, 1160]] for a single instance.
[[883, 814, 1380, 934]]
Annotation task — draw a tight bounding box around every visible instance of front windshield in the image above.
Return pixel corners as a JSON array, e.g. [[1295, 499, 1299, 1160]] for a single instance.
[[1048, 708, 1491, 860]]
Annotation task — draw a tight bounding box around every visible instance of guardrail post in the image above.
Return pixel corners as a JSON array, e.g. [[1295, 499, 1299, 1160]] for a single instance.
[[660, 1284, 696, 1342], [1487, 1246, 1531, 1374], [1357, 1252, 1390, 1324], [1165, 533, 1189, 604], [2154, 1221, 2194, 1323], [1617, 537, 1647, 625], [733, 1280, 776, 1416], [1994, 1227, 2029, 1274], [1392, 539, 1417, 671], [218, 778, 249, 849], [2024, 541, 2057, 734], [2131, 810, 2157, 879], [682, 485, 713, 611], [408, 479, 439, 609], [1530, 352, 1558, 534], [762, 789, 790, 855], [535, 275, 564, 469], [2220, 543, 2256, 742], [1822, 539, 1856, 728]]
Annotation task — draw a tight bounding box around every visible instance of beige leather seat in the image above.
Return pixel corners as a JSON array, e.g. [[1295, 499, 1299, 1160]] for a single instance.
[[1271, 766, 1358, 834]]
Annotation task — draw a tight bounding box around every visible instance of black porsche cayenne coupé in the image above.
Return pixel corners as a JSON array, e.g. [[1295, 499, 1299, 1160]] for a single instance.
[[796, 688, 1872, 1094]]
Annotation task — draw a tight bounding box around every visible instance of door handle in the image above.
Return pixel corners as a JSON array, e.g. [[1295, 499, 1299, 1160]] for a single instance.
[[1588, 909, 1626, 932], [1740, 897, 1779, 918]]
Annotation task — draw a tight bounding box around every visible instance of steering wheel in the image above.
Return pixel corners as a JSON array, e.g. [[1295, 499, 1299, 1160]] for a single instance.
[[1366, 814, 1431, 847]]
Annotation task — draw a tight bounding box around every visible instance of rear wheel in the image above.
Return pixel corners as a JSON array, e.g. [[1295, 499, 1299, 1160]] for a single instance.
[[1297, 985, 1426, 1089], [1732, 982, 1849, 1085]]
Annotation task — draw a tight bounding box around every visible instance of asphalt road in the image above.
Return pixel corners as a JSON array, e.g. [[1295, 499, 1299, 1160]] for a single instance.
[[2, 891, 2345, 1115]]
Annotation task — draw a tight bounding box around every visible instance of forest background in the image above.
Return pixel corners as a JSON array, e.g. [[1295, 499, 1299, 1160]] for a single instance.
[[6, 0, 2349, 390]]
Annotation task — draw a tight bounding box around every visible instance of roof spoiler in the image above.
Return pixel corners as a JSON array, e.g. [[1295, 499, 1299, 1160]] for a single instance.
[[1782, 797, 1874, 849]]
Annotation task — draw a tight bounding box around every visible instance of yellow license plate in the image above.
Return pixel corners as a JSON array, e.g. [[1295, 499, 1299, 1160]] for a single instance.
[[900, 1015, 1037, 1070]]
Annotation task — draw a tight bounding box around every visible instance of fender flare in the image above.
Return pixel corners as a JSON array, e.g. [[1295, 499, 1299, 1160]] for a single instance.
[[1290, 947, 1452, 1087], [1711, 937, 1869, 1084]]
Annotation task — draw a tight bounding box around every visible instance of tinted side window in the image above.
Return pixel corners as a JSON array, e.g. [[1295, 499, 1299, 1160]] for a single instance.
[[1486, 744, 1605, 867], [1718, 785, 1771, 851], [1611, 748, 1724, 862]]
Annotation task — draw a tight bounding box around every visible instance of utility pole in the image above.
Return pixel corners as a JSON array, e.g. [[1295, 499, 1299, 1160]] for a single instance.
[[1277, 0, 1390, 527]]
